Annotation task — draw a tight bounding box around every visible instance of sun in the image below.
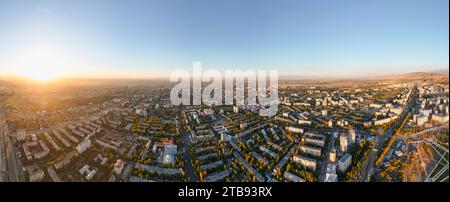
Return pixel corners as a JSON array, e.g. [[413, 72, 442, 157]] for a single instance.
[[29, 72, 58, 81], [9, 39, 69, 82], [20, 67, 63, 82]]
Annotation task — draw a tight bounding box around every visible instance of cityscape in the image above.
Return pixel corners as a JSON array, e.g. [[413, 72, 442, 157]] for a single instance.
[[0, 0, 448, 183], [0, 71, 448, 182]]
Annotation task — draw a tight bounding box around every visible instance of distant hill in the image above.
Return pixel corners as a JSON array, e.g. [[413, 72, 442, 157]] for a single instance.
[[380, 70, 449, 83]]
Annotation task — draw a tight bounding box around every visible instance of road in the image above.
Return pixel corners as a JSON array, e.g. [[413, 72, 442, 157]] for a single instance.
[[0, 104, 7, 181], [358, 85, 418, 182], [179, 113, 198, 182], [319, 132, 336, 181], [0, 100, 23, 182]]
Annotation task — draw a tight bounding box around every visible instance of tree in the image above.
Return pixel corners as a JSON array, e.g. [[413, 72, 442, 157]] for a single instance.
[[199, 171, 204, 182], [286, 163, 291, 172]]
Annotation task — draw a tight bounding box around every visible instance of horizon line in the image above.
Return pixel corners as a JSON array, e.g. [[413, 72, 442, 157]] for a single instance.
[[0, 68, 448, 82]]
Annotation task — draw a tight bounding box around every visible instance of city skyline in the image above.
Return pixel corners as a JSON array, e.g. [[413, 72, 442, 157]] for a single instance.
[[0, 0, 449, 80]]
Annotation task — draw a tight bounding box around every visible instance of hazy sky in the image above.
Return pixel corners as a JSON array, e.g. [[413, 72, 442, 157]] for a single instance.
[[0, 0, 448, 79]]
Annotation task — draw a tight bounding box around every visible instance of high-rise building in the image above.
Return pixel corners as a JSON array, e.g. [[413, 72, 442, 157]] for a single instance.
[[339, 134, 348, 153], [329, 149, 337, 163], [349, 129, 356, 144], [338, 153, 352, 173]]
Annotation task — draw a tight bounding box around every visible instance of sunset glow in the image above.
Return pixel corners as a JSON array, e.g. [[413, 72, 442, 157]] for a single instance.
[[22, 69, 60, 81]]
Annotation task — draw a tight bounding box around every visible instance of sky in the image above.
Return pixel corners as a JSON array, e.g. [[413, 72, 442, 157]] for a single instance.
[[0, 0, 448, 79]]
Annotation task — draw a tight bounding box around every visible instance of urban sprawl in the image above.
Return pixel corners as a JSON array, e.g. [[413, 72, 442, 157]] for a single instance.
[[0, 72, 448, 182]]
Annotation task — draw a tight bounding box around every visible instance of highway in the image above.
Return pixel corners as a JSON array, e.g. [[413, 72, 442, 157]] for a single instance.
[[0, 100, 23, 182], [358, 85, 418, 182]]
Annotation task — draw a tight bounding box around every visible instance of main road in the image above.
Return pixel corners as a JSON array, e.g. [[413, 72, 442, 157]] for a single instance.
[[0, 103, 7, 181], [0, 99, 23, 182], [179, 113, 199, 182], [358, 85, 418, 182]]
